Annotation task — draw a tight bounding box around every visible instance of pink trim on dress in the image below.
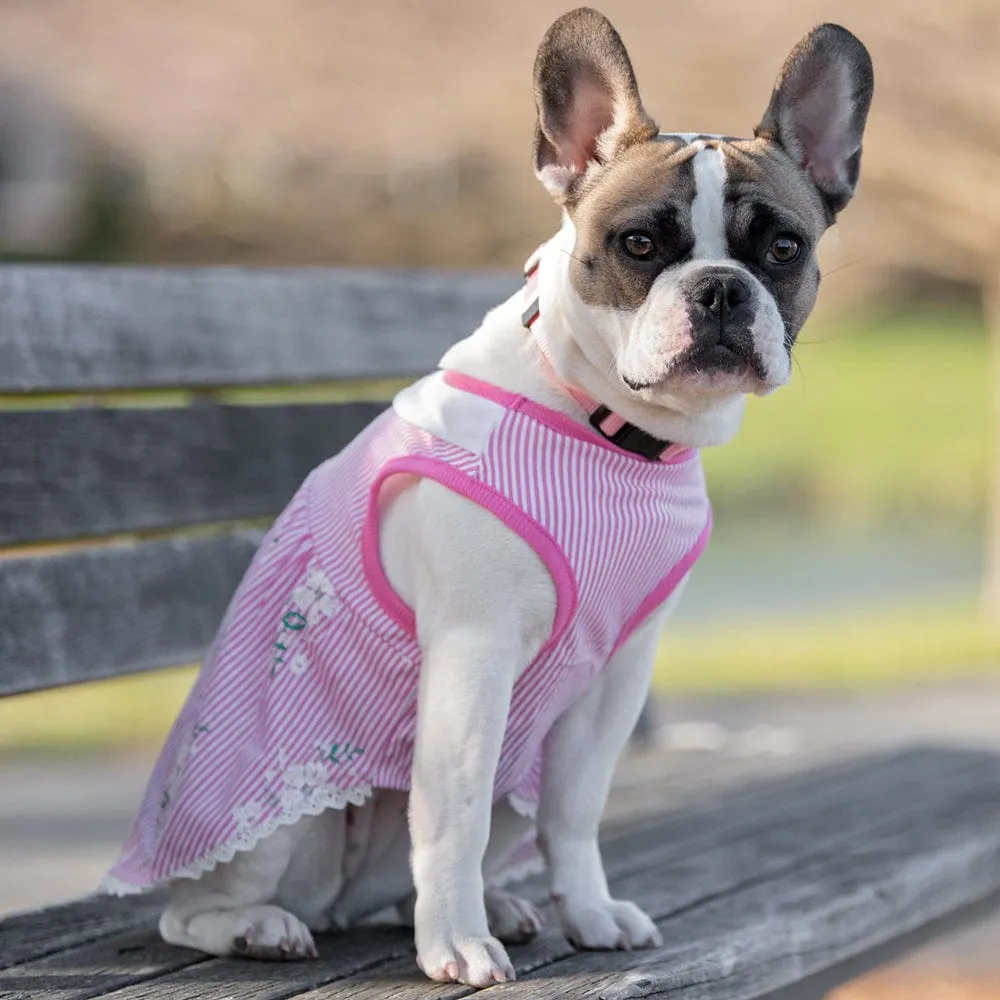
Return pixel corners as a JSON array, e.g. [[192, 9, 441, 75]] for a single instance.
[[442, 370, 694, 466], [362, 454, 579, 646], [610, 508, 714, 655]]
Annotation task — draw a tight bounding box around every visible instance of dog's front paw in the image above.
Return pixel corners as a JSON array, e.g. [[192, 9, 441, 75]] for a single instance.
[[555, 896, 661, 951], [416, 933, 515, 988]]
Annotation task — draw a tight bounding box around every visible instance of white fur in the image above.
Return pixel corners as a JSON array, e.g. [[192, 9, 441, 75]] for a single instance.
[[393, 376, 506, 451], [690, 145, 728, 259], [659, 132, 727, 142]]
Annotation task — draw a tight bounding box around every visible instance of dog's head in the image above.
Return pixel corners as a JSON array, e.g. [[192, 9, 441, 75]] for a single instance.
[[533, 8, 873, 426]]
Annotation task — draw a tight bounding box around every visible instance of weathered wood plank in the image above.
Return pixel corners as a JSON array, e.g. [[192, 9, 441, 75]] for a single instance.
[[0, 894, 162, 972], [4, 748, 990, 999], [0, 531, 262, 696], [533, 771, 1000, 999], [0, 267, 517, 392], [759, 889, 1000, 1000], [0, 403, 383, 545], [0, 928, 205, 1000]]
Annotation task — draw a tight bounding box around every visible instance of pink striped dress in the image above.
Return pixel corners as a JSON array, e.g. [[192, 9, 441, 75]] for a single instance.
[[104, 370, 711, 893]]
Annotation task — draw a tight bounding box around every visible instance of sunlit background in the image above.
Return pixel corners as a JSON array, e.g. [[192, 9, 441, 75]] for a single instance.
[[0, 2, 997, 995]]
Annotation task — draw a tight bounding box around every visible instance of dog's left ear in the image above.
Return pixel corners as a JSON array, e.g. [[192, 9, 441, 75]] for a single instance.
[[756, 24, 874, 220], [533, 7, 658, 205]]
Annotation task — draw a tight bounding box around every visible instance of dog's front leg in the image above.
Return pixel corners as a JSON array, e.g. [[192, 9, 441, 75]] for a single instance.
[[409, 626, 523, 986], [538, 595, 682, 952], [403, 482, 553, 987]]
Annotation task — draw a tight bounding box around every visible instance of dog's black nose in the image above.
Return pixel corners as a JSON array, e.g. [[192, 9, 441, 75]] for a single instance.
[[691, 270, 752, 319]]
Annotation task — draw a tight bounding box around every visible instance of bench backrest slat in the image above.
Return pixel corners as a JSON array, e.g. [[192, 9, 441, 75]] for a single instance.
[[1, 267, 517, 391], [1, 402, 385, 545], [0, 532, 261, 696]]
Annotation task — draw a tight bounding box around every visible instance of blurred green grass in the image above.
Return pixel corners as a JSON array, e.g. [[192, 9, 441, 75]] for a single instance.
[[704, 309, 992, 526], [2, 309, 995, 751]]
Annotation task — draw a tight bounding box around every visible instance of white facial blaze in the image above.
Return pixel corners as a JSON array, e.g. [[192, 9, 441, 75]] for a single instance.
[[689, 145, 727, 260]]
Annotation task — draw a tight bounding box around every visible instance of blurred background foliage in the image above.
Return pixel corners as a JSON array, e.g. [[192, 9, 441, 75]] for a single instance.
[[0, 0, 997, 748]]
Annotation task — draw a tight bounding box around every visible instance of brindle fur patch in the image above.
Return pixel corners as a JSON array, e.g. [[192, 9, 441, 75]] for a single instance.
[[568, 138, 698, 311], [722, 138, 827, 344]]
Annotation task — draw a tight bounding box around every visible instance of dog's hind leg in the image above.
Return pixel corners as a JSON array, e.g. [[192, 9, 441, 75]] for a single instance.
[[328, 790, 413, 928], [275, 807, 348, 931], [159, 811, 345, 960]]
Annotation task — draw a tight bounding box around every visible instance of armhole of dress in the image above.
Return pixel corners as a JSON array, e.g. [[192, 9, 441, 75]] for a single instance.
[[361, 455, 578, 647], [610, 507, 714, 657]]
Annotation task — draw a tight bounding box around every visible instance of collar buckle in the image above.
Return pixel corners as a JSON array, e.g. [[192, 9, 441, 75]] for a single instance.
[[589, 405, 673, 461]]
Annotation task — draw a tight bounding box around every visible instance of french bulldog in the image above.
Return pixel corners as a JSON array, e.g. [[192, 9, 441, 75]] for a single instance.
[[105, 7, 873, 989]]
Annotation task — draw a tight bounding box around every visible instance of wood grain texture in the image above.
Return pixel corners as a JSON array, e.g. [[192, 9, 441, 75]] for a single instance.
[[0, 402, 383, 545], [2, 749, 996, 999], [533, 769, 1000, 999], [0, 894, 162, 971], [0, 928, 206, 1000], [0, 266, 517, 392], [0, 530, 262, 695]]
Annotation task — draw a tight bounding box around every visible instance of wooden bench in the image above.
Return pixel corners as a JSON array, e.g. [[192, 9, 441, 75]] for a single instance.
[[2, 265, 1000, 999]]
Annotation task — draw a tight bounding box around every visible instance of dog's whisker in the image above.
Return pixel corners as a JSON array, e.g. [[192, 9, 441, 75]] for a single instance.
[[820, 255, 867, 279], [558, 247, 588, 266]]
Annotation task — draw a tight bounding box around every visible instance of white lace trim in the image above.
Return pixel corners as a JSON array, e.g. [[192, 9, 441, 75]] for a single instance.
[[99, 784, 373, 897], [101, 786, 537, 897]]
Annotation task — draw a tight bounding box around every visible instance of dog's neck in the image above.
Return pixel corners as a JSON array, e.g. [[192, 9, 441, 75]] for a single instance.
[[440, 220, 747, 450]]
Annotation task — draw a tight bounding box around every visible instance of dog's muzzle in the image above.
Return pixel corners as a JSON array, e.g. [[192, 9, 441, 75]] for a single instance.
[[682, 267, 765, 380]]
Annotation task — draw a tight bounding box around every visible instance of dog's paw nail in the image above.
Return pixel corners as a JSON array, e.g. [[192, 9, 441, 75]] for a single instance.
[[445, 961, 459, 980], [233, 936, 250, 955], [491, 968, 509, 983]]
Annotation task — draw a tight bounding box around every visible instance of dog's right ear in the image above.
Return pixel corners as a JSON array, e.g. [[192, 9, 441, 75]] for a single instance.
[[533, 8, 658, 206]]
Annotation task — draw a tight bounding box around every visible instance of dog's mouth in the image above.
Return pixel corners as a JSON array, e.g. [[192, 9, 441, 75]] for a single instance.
[[622, 341, 767, 393], [684, 341, 769, 383]]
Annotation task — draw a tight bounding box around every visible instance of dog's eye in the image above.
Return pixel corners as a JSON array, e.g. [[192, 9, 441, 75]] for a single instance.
[[767, 235, 800, 265], [622, 232, 655, 259]]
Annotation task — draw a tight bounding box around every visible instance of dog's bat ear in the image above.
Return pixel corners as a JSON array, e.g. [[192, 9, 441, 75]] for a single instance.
[[532, 7, 658, 206], [755, 24, 874, 221]]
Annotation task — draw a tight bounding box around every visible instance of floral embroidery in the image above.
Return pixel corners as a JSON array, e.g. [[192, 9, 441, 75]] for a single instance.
[[288, 652, 310, 676], [263, 748, 290, 783], [232, 802, 263, 845], [321, 741, 364, 765], [270, 565, 340, 678], [279, 761, 334, 816], [292, 566, 340, 624]]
